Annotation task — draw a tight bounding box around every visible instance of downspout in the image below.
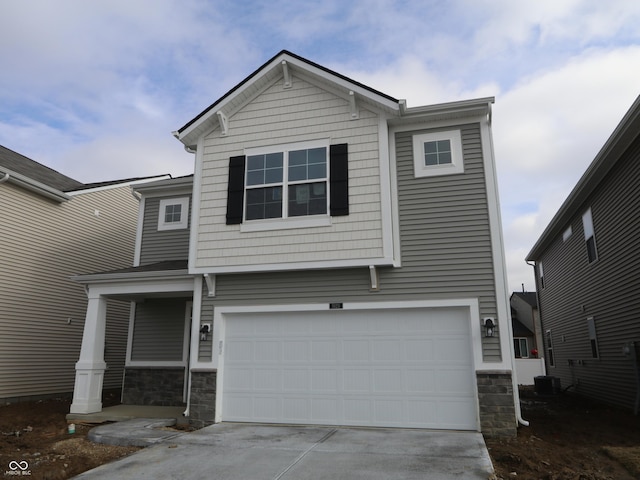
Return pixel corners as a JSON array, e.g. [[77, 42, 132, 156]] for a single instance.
[[0, 172, 10, 184], [508, 311, 530, 427]]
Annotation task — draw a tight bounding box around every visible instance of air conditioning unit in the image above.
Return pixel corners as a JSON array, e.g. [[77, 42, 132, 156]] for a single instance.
[[534, 375, 561, 395]]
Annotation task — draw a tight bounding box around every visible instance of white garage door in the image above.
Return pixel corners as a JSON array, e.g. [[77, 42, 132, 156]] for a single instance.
[[221, 307, 478, 430]]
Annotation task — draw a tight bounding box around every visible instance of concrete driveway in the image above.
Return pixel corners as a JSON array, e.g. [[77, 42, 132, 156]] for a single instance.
[[74, 423, 494, 479]]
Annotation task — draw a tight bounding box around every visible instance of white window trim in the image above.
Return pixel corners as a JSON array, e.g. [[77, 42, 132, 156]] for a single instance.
[[243, 138, 330, 226], [412, 129, 464, 178], [158, 197, 189, 231], [563, 225, 572, 242], [514, 337, 529, 358]]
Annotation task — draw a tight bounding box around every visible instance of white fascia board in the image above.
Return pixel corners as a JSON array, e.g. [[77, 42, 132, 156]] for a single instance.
[[176, 53, 401, 146], [189, 256, 395, 275], [68, 175, 173, 196], [133, 178, 193, 197], [83, 276, 196, 298], [284, 56, 400, 113], [0, 167, 70, 202], [72, 269, 191, 284], [399, 97, 494, 120]]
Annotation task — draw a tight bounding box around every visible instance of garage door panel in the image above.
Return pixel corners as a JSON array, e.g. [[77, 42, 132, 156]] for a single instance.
[[405, 369, 436, 392], [344, 398, 372, 423], [311, 398, 338, 421], [437, 369, 475, 395], [311, 369, 338, 392], [226, 340, 253, 362], [283, 341, 308, 362], [282, 369, 309, 391], [222, 308, 478, 430], [435, 338, 472, 364], [374, 369, 404, 392], [406, 339, 435, 361], [343, 369, 371, 392], [311, 341, 337, 361], [372, 339, 403, 362], [255, 341, 280, 362]]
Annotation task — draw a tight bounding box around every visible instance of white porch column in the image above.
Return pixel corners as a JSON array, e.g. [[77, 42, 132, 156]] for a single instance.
[[70, 292, 107, 414]]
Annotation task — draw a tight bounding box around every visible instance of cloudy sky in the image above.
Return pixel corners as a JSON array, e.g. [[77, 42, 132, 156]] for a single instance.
[[2, 0, 639, 293]]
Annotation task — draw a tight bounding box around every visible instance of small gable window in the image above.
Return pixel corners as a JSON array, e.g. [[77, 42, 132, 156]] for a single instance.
[[412, 130, 464, 178], [158, 197, 189, 231], [226, 140, 349, 230]]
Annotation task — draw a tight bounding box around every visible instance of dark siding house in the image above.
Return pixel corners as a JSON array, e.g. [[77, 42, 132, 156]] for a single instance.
[[526, 95, 640, 412]]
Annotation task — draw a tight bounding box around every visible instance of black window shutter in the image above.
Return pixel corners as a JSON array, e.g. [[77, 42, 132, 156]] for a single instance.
[[226, 155, 246, 225], [329, 143, 349, 216]]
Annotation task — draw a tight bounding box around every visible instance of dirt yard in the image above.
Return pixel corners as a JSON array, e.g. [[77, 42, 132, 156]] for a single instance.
[[1, 389, 639, 479], [486, 388, 640, 479]]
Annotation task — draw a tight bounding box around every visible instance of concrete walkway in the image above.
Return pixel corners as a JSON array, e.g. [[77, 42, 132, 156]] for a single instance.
[[75, 423, 495, 479], [67, 405, 185, 423]]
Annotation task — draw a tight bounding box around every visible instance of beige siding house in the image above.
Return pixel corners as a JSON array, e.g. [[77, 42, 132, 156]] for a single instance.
[[70, 51, 521, 436], [0, 145, 164, 402]]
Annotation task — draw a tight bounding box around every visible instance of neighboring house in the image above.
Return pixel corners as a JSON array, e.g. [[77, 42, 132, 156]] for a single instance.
[[526, 95, 640, 412], [70, 51, 521, 436], [510, 292, 545, 385], [510, 292, 541, 359], [0, 145, 167, 402]]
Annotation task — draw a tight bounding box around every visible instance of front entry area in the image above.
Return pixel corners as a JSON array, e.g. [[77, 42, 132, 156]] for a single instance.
[[220, 306, 479, 430]]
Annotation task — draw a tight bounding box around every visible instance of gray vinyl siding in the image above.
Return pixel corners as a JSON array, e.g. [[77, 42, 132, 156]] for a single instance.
[[104, 299, 130, 389], [131, 299, 187, 362], [202, 122, 500, 362], [139, 195, 191, 266], [0, 183, 137, 401], [536, 133, 640, 410]]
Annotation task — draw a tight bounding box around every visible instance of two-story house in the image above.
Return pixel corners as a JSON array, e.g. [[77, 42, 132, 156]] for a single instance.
[[0, 145, 165, 402], [69, 51, 521, 436], [527, 95, 640, 412]]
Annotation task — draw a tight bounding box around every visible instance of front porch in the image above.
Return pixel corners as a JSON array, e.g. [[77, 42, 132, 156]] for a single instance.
[[69, 261, 199, 417]]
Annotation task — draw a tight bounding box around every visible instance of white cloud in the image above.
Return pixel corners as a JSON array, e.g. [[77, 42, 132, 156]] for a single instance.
[[494, 45, 640, 292], [2, 0, 640, 295]]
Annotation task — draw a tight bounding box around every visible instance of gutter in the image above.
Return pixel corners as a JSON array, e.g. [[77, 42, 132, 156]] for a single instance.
[[0, 167, 71, 202]]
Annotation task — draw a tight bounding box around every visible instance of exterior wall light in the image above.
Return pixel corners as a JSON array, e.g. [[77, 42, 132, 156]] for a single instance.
[[483, 318, 495, 337]]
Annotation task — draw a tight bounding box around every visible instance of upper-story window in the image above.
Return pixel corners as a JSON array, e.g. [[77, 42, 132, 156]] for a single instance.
[[225, 141, 349, 230], [582, 207, 598, 263], [158, 197, 189, 231], [245, 143, 328, 221], [412, 130, 464, 178]]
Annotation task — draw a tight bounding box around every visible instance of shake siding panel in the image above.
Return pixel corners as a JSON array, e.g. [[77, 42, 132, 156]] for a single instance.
[[209, 122, 501, 362], [537, 135, 640, 409], [0, 184, 136, 400], [139, 196, 191, 266], [195, 77, 384, 269]]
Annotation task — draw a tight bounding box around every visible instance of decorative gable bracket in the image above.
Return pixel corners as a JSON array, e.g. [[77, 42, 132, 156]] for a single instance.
[[203, 273, 216, 297], [217, 111, 229, 136], [282, 60, 292, 89], [349, 91, 359, 120]]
